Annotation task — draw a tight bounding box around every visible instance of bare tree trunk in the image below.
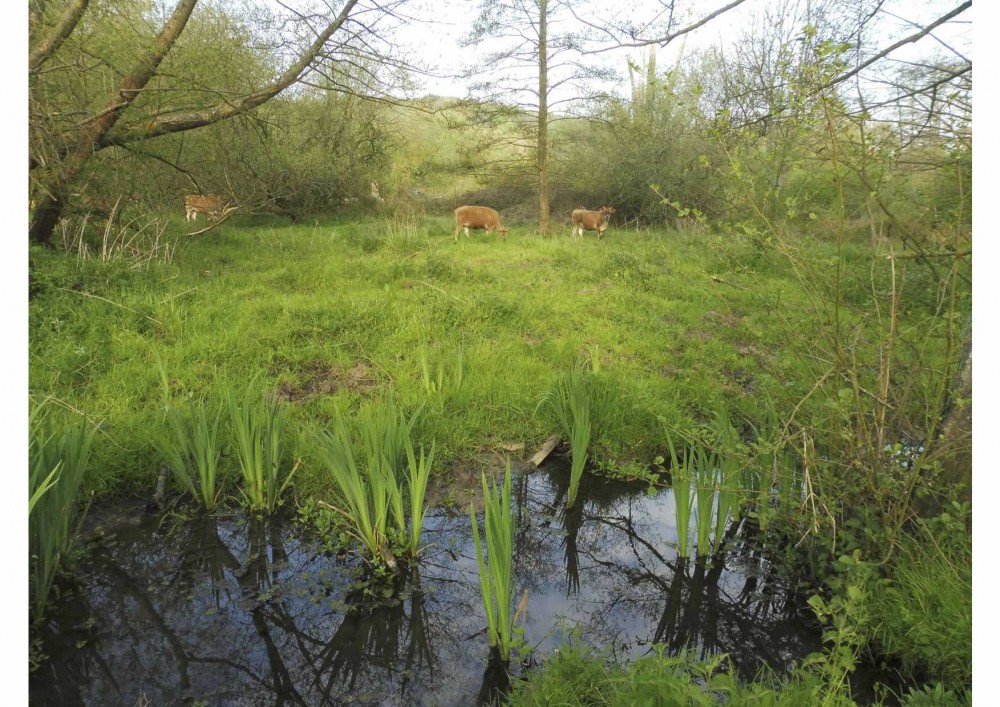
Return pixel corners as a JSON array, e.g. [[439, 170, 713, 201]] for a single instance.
[[537, 0, 550, 234]]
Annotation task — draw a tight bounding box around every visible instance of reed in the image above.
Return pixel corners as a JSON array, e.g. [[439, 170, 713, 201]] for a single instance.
[[692, 445, 718, 559], [405, 439, 435, 558], [29, 404, 94, 619], [540, 367, 592, 509], [317, 414, 397, 568], [664, 427, 693, 560], [155, 402, 223, 510], [227, 384, 295, 513], [317, 400, 433, 567], [470, 461, 517, 662]]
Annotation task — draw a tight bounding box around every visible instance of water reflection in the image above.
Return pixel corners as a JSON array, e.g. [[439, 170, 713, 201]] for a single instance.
[[32, 466, 841, 705]]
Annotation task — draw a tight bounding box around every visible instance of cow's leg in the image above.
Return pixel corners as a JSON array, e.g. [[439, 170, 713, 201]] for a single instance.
[[464, 226, 470, 239], [454, 223, 462, 242]]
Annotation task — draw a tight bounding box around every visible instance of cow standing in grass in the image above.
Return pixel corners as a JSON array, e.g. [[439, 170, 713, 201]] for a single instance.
[[453, 205, 509, 242], [571, 206, 615, 239]]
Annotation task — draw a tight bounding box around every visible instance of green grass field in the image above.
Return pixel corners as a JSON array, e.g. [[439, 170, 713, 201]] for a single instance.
[[27, 214, 890, 502]]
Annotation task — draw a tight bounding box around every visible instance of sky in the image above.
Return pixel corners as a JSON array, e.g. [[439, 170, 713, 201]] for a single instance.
[[390, 0, 972, 104]]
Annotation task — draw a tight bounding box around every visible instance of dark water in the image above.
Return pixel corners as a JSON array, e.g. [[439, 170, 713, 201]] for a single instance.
[[30, 463, 851, 706]]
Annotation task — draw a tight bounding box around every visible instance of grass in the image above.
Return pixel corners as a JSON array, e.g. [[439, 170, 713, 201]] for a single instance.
[[508, 644, 856, 706], [29, 402, 94, 619], [31, 218, 826, 497], [540, 367, 593, 509], [154, 401, 223, 510], [227, 382, 295, 513], [470, 460, 517, 663]]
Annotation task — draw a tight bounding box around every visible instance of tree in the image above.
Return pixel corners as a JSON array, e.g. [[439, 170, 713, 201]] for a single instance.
[[28, 0, 411, 245], [461, 0, 757, 232]]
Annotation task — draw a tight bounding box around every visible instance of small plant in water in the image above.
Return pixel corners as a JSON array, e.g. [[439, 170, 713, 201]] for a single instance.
[[692, 446, 718, 559], [539, 367, 592, 509], [227, 383, 296, 513], [470, 461, 518, 663], [317, 398, 432, 569], [154, 401, 223, 510], [664, 427, 693, 560], [29, 402, 94, 620]]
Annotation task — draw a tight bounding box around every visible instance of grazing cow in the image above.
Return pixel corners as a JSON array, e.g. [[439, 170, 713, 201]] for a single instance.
[[571, 206, 616, 239], [185, 194, 226, 221], [453, 205, 509, 242]]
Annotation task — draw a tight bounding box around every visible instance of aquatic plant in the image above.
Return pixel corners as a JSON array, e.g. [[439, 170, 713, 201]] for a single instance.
[[317, 400, 432, 568], [405, 440, 435, 558], [692, 446, 717, 559], [470, 461, 517, 663], [318, 414, 398, 568], [710, 407, 747, 555], [540, 367, 592, 509], [29, 403, 94, 619], [155, 401, 223, 510], [664, 427, 693, 560], [227, 384, 295, 513]]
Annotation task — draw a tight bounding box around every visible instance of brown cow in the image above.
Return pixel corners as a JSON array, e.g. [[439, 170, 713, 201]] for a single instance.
[[453, 205, 509, 242], [571, 206, 615, 239], [185, 194, 226, 221]]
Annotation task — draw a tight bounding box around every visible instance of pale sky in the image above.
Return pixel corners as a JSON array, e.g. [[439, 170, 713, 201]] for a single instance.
[[391, 0, 971, 103]]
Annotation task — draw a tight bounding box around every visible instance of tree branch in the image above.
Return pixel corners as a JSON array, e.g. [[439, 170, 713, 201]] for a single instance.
[[102, 0, 361, 147], [818, 1, 971, 91], [29, 0, 91, 73], [585, 0, 750, 54]]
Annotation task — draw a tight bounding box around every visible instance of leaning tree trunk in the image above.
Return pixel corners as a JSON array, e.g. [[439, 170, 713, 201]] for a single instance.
[[29, 0, 199, 246]]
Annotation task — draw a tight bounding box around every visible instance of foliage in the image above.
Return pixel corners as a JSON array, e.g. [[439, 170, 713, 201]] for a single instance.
[[539, 367, 593, 509], [154, 401, 224, 510], [508, 643, 854, 706], [227, 383, 295, 513], [865, 506, 971, 690], [470, 462, 519, 663], [29, 402, 94, 619], [316, 399, 432, 568]]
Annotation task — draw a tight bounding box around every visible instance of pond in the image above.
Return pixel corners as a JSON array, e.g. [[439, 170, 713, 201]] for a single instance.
[[30, 460, 877, 705]]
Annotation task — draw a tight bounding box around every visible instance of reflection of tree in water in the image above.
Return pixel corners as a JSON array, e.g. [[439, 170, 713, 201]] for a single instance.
[[309, 566, 435, 703], [33, 472, 836, 704]]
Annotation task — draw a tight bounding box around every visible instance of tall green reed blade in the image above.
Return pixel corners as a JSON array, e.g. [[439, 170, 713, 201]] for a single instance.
[[317, 416, 381, 563], [664, 427, 692, 560], [29, 404, 94, 620], [713, 452, 741, 556], [470, 461, 516, 662], [227, 384, 294, 514], [693, 445, 717, 559], [155, 402, 223, 510], [540, 367, 592, 509], [359, 396, 422, 538], [405, 438, 435, 559]]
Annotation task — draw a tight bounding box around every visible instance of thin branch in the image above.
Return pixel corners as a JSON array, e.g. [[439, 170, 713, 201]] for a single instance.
[[29, 0, 91, 73], [818, 2, 971, 91], [585, 0, 750, 54]]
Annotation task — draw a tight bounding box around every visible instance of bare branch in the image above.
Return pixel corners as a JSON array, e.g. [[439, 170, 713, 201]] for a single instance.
[[585, 0, 750, 54], [818, 2, 971, 91], [29, 0, 91, 73]]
